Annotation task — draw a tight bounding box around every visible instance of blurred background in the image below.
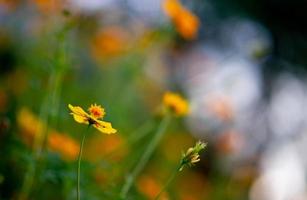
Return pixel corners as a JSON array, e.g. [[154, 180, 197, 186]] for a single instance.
[[1, 0, 307, 199]]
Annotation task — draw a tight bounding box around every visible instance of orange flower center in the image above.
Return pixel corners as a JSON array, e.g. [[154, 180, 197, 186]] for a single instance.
[[88, 104, 105, 119]]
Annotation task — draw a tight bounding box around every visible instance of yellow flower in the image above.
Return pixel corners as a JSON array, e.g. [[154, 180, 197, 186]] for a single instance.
[[163, 92, 189, 116], [68, 104, 117, 134], [163, 0, 200, 40]]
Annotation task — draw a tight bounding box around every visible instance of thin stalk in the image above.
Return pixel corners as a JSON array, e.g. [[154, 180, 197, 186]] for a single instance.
[[18, 72, 58, 200], [120, 114, 171, 199], [154, 164, 182, 200], [102, 120, 155, 160], [77, 126, 90, 200], [19, 23, 69, 200], [127, 120, 155, 144]]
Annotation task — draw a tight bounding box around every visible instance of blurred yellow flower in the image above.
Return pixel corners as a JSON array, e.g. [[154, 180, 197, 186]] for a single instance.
[[68, 104, 117, 134], [163, 92, 189, 116], [17, 108, 44, 145], [163, 0, 200, 40]]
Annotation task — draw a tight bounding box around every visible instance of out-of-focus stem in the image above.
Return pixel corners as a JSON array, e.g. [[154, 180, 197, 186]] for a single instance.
[[102, 120, 155, 160], [154, 164, 182, 200], [18, 72, 59, 200], [18, 24, 69, 200], [120, 114, 171, 199]]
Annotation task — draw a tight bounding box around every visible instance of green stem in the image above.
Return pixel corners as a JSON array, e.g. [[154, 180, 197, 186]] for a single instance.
[[77, 126, 89, 200], [19, 23, 69, 200], [127, 120, 155, 144], [18, 72, 59, 200], [120, 114, 171, 199], [102, 120, 155, 160], [154, 164, 182, 200]]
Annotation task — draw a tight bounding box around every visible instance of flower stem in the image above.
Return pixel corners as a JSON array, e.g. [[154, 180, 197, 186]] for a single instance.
[[18, 70, 62, 200], [127, 120, 155, 144], [19, 23, 70, 200], [77, 126, 89, 200], [120, 114, 171, 199], [154, 164, 182, 200]]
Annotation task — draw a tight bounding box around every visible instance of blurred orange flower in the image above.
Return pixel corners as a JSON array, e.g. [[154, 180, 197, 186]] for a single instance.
[[31, 0, 62, 13], [163, 92, 189, 116], [48, 131, 79, 160], [163, 0, 200, 40], [68, 104, 117, 134], [137, 175, 169, 200], [176, 171, 209, 200], [85, 134, 127, 162], [17, 108, 79, 160], [91, 26, 130, 59]]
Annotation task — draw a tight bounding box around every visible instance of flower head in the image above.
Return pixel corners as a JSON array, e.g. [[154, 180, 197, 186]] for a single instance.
[[179, 141, 206, 171], [163, 92, 189, 116], [68, 104, 116, 134], [88, 104, 105, 119]]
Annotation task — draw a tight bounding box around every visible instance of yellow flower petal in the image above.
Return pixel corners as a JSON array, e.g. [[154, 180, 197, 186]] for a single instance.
[[93, 120, 117, 134], [72, 114, 89, 124], [68, 104, 89, 117], [68, 104, 90, 124]]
